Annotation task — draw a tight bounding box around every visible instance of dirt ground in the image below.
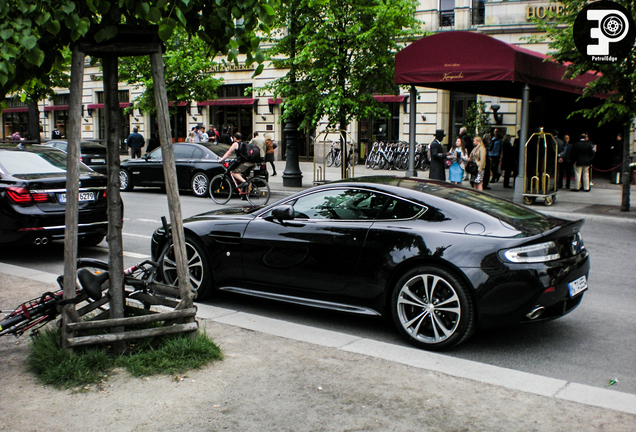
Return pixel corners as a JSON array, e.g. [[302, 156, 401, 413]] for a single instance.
[[1, 273, 634, 432]]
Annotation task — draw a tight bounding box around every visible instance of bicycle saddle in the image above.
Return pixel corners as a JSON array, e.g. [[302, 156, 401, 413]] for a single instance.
[[77, 268, 109, 301]]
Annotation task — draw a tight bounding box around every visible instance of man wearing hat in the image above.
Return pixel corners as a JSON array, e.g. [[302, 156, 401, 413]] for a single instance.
[[429, 129, 447, 181]]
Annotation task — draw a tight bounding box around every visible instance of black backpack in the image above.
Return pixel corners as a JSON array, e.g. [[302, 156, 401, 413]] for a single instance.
[[238, 141, 262, 162]]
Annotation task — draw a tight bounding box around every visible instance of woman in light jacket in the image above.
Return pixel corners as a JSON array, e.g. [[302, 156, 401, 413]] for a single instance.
[[469, 136, 487, 191]]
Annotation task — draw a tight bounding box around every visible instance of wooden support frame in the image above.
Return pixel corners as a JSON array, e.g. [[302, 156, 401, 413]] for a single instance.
[[61, 28, 197, 351]]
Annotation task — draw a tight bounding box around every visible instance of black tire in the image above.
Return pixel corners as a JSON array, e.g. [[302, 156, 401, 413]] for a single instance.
[[209, 174, 232, 204], [191, 172, 209, 197], [160, 235, 213, 299], [246, 177, 270, 206], [391, 266, 475, 351], [119, 169, 134, 191], [79, 233, 105, 247]]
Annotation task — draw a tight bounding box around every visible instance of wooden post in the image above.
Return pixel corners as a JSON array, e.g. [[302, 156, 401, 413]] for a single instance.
[[61, 45, 85, 350], [149, 48, 195, 310], [102, 55, 126, 354]]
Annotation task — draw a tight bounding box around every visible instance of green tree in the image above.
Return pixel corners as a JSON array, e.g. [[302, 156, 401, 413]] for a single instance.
[[530, 0, 634, 211], [465, 100, 492, 138], [0, 0, 275, 104], [118, 28, 224, 115], [264, 0, 422, 133]]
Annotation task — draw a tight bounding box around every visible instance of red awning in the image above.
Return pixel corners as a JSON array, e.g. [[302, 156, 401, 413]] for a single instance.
[[373, 95, 406, 103], [86, 102, 132, 109], [395, 31, 599, 98], [44, 105, 69, 111], [2, 107, 29, 113], [268, 98, 283, 105], [167, 101, 188, 107], [198, 98, 256, 106]]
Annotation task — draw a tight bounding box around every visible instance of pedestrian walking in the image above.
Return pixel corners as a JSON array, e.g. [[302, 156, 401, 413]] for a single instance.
[[552, 130, 564, 188], [264, 133, 277, 176], [561, 134, 573, 189], [126, 127, 145, 158], [500, 134, 517, 188], [489, 128, 503, 183]]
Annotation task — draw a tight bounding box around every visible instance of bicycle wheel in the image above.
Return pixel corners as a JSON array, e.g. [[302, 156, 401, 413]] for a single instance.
[[335, 151, 342, 167], [246, 177, 270, 206], [326, 151, 335, 167], [209, 174, 232, 204]]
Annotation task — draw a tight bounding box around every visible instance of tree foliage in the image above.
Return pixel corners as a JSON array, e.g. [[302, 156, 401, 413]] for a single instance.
[[465, 101, 492, 138], [530, 0, 636, 127], [264, 0, 422, 131], [0, 0, 276, 105], [118, 29, 224, 115]]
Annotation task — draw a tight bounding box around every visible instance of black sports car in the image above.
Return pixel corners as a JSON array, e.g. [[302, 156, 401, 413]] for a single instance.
[[0, 144, 108, 246], [150, 176, 589, 350], [44, 140, 108, 175], [119, 142, 228, 197]]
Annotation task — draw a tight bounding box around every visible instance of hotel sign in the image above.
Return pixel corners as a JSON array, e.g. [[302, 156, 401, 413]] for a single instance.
[[526, 3, 564, 20]]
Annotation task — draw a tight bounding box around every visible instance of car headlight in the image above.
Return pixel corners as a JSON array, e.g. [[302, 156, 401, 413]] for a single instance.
[[503, 241, 560, 263]]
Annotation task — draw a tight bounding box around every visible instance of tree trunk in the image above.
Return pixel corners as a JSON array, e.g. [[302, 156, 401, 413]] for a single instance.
[[102, 56, 126, 354], [61, 45, 85, 350]]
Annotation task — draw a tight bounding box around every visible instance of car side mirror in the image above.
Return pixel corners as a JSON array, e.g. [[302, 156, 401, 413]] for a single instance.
[[271, 205, 295, 221]]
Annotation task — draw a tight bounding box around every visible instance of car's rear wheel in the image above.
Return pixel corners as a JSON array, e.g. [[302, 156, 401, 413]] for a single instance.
[[391, 266, 475, 351], [119, 169, 134, 191], [191, 172, 209, 197], [79, 234, 105, 247], [159, 235, 212, 299]]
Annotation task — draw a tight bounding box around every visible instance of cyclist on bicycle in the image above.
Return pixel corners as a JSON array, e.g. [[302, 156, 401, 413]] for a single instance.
[[218, 132, 252, 188]]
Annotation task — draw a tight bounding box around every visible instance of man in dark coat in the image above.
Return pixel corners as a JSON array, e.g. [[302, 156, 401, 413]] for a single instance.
[[571, 133, 595, 191], [126, 127, 145, 159], [429, 129, 447, 181], [610, 133, 624, 184]]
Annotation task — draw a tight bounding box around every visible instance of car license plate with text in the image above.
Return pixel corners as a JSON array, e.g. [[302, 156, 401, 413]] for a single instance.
[[568, 275, 587, 297], [91, 158, 106, 163], [58, 192, 95, 204]]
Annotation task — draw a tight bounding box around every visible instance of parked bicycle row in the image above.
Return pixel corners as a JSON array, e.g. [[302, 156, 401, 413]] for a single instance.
[[364, 141, 430, 171]]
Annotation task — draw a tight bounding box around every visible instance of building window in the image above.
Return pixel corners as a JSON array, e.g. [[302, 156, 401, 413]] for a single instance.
[[472, 0, 485, 25], [440, 0, 455, 28], [208, 84, 254, 138]]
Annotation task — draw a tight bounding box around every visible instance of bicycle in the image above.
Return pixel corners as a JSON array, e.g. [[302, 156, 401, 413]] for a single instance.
[[209, 160, 271, 206], [0, 218, 185, 338]]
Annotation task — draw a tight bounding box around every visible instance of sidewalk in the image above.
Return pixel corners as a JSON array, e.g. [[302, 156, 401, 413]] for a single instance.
[[267, 161, 636, 223]]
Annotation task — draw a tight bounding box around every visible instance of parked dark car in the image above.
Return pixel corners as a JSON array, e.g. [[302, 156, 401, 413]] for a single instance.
[[119, 142, 231, 197], [150, 176, 589, 350], [44, 140, 108, 175], [0, 144, 108, 247]]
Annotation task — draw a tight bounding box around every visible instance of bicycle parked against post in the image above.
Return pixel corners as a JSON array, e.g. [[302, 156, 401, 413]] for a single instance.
[[209, 160, 270, 206]]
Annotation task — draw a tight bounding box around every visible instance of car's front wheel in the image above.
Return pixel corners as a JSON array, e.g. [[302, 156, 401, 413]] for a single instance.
[[119, 169, 134, 191], [159, 235, 213, 299], [391, 266, 475, 351], [191, 172, 209, 197]]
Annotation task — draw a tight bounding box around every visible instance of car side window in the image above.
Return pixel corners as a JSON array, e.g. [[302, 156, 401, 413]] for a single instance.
[[147, 147, 162, 160], [290, 189, 388, 220], [192, 147, 204, 159], [174, 145, 195, 159], [377, 198, 424, 220]]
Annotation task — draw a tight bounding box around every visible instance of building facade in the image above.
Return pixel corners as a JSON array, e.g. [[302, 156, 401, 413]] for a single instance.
[[2, 0, 632, 170]]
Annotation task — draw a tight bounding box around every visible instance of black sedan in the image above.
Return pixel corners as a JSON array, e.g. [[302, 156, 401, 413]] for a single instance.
[[119, 142, 228, 197], [44, 140, 108, 175], [0, 144, 108, 247], [150, 177, 589, 350]]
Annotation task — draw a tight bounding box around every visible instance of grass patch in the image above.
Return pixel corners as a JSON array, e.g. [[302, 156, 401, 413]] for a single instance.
[[27, 328, 222, 389]]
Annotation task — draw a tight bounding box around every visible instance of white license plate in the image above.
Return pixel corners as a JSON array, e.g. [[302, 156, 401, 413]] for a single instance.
[[568, 275, 588, 297], [91, 158, 105, 163], [58, 192, 95, 204]]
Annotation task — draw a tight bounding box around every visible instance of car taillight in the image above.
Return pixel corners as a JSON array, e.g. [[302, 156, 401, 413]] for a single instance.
[[503, 241, 561, 263], [6, 187, 50, 205]]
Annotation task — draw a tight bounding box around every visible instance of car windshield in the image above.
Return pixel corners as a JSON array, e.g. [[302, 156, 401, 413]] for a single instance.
[[0, 148, 91, 175]]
